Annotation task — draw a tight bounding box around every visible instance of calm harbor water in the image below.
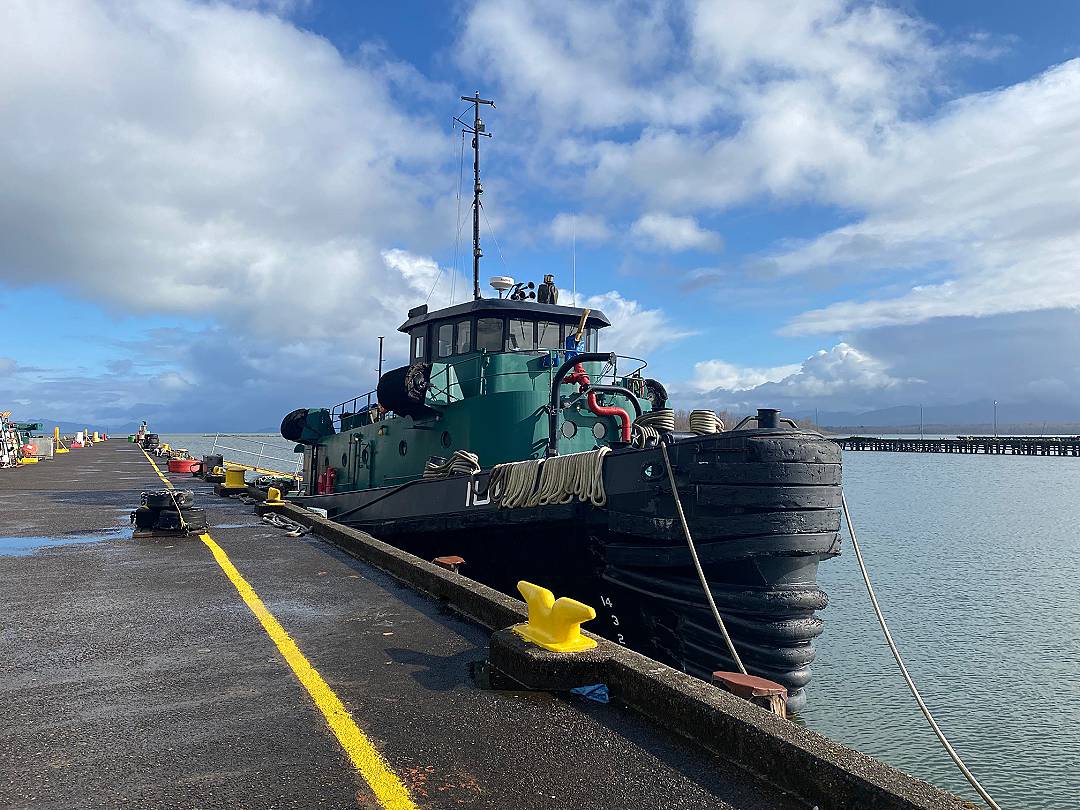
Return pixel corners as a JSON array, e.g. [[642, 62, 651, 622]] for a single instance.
[[162, 432, 1078, 807], [159, 433, 299, 475], [803, 451, 1080, 809]]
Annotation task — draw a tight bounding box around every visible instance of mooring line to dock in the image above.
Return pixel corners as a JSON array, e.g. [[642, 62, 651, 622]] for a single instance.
[[134, 444, 417, 809], [841, 493, 1002, 810], [198, 532, 418, 810]]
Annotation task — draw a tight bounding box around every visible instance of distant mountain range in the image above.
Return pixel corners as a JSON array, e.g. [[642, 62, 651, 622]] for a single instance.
[[18, 418, 126, 434], [785, 399, 1080, 433]]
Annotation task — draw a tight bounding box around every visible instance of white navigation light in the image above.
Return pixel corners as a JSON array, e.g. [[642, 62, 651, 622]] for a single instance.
[[490, 275, 515, 293]]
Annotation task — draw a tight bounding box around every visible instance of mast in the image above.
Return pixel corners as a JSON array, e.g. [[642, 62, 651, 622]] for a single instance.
[[457, 92, 494, 299]]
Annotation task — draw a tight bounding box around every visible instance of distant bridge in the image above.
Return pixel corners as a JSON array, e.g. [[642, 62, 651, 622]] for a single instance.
[[834, 435, 1080, 456]]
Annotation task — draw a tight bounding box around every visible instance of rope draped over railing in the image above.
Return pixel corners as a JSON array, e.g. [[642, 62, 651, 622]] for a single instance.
[[488, 447, 610, 508]]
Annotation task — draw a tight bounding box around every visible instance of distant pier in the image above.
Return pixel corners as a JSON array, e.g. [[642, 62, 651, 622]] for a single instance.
[[835, 435, 1080, 455]]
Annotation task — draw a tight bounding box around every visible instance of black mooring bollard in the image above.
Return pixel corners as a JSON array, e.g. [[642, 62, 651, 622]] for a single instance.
[[757, 408, 780, 429]]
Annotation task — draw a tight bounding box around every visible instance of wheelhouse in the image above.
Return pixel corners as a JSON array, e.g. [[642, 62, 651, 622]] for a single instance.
[[402, 299, 609, 364]]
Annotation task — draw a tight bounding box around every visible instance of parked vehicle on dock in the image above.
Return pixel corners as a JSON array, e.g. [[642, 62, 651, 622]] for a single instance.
[[280, 95, 842, 711]]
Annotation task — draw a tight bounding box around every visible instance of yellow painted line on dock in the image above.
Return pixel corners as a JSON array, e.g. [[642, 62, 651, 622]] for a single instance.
[[138, 446, 173, 488], [198, 532, 417, 810], [135, 443, 416, 809]]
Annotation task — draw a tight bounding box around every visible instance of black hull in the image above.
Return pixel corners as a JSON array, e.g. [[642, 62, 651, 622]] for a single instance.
[[296, 428, 842, 711]]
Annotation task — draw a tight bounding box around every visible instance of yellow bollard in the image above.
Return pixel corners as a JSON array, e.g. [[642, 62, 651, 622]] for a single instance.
[[264, 487, 286, 506], [224, 465, 246, 488], [513, 581, 597, 652], [93, 431, 100, 443], [54, 427, 69, 454]]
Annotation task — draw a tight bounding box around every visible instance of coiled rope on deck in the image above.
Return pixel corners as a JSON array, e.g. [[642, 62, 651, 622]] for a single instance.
[[841, 492, 1002, 810], [488, 447, 610, 508], [423, 450, 481, 479], [632, 409, 675, 448], [690, 409, 724, 435]]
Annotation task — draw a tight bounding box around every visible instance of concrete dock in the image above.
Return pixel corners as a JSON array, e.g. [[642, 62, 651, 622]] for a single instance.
[[1, 441, 970, 809]]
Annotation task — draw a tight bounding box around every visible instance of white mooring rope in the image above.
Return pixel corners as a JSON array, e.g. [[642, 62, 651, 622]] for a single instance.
[[424, 450, 481, 479], [489, 447, 610, 508], [690, 409, 724, 435], [659, 442, 746, 675], [841, 492, 1002, 810]]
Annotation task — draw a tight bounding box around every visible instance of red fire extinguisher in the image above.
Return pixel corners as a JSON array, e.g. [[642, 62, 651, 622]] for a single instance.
[[317, 466, 337, 494]]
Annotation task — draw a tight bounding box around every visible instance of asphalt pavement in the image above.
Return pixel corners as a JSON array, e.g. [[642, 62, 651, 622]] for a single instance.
[[0, 440, 802, 809]]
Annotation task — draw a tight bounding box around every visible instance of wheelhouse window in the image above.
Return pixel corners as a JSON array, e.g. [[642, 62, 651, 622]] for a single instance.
[[411, 329, 426, 362], [437, 322, 454, 358], [455, 319, 472, 354], [507, 318, 535, 351], [476, 317, 503, 351], [537, 321, 561, 350], [586, 327, 598, 351]]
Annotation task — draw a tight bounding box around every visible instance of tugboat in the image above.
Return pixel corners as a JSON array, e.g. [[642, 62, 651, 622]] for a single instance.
[[281, 94, 842, 711]]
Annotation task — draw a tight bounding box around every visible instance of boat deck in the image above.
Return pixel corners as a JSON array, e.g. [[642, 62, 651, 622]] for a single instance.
[[0, 440, 800, 809]]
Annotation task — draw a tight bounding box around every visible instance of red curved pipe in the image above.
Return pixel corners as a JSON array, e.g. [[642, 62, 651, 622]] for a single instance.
[[564, 362, 631, 442], [587, 390, 631, 442]]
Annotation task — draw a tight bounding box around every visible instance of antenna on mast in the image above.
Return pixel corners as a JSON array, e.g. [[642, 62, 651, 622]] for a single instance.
[[456, 91, 495, 300]]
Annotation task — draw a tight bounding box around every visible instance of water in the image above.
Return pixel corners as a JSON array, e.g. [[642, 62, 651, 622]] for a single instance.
[[0, 527, 135, 556], [801, 452, 1080, 809], [158, 433, 299, 475]]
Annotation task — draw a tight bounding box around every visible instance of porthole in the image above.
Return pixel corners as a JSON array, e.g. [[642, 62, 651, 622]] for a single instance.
[[341, 453, 348, 468], [641, 462, 662, 482], [361, 447, 369, 464], [561, 420, 578, 439], [441, 431, 452, 448], [592, 421, 607, 440], [399, 440, 408, 456]]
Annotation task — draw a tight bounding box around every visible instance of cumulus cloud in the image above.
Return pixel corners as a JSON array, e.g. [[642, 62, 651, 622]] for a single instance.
[[581, 291, 695, 356], [463, 0, 958, 206], [694, 343, 910, 411], [774, 61, 1080, 333], [630, 213, 722, 252], [549, 213, 612, 245], [691, 359, 801, 393], [0, 0, 450, 349], [464, 0, 1079, 335]]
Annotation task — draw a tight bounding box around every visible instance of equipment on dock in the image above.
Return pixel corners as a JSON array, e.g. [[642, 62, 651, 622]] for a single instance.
[[513, 581, 597, 653], [276, 94, 843, 711], [131, 489, 209, 535]]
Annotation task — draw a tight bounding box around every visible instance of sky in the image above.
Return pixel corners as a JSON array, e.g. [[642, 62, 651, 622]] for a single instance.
[[2, 0, 1080, 430]]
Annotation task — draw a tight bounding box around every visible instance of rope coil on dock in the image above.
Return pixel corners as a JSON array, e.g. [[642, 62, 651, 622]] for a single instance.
[[488, 447, 610, 508]]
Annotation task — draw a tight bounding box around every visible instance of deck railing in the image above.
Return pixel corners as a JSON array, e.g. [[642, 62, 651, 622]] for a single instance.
[[208, 433, 302, 477]]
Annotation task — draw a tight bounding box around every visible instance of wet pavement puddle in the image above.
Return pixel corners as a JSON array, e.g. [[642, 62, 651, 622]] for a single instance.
[[0, 527, 135, 556]]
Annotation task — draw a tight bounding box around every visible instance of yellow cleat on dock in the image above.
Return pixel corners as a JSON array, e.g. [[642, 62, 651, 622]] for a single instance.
[[513, 581, 597, 653]]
